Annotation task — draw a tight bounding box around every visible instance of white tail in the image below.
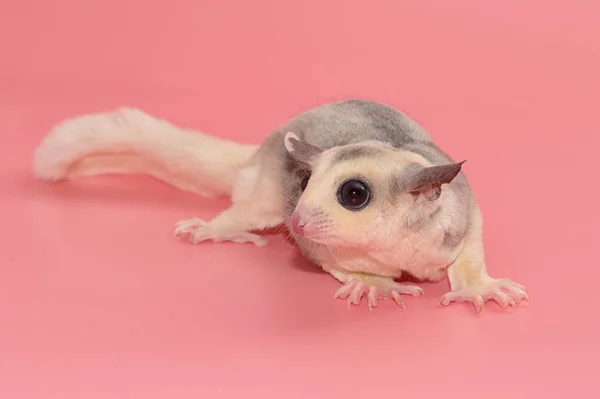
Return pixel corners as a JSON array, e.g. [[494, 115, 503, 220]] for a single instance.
[[33, 108, 259, 197]]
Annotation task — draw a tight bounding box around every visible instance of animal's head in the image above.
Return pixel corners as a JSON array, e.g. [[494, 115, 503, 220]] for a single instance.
[[284, 132, 465, 248]]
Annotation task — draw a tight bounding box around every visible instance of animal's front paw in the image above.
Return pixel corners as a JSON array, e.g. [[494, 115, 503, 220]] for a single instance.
[[333, 273, 424, 310], [439, 278, 528, 313], [174, 218, 268, 246]]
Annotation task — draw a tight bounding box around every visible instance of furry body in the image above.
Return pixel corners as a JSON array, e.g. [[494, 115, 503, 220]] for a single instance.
[[34, 99, 527, 312]]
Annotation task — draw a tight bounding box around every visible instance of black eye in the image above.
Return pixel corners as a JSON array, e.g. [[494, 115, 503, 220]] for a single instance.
[[337, 179, 370, 210], [300, 173, 311, 192]]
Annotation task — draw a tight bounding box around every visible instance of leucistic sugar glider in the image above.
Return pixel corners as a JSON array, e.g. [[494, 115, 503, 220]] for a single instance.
[[33, 99, 528, 312]]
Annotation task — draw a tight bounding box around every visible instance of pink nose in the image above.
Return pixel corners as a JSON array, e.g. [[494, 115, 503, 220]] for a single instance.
[[290, 204, 313, 235], [290, 212, 307, 235]]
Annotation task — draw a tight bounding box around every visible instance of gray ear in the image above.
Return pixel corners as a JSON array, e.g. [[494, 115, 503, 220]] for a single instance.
[[409, 161, 466, 200], [284, 132, 323, 166]]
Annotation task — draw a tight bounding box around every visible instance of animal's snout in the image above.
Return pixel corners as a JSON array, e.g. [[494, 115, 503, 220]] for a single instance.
[[290, 204, 314, 236], [290, 204, 333, 242], [290, 212, 306, 234]]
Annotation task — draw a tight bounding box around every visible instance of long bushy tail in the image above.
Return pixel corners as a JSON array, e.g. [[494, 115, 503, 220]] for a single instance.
[[33, 108, 259, 197]]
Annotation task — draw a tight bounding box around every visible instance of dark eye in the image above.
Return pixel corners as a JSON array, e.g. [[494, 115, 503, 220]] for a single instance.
[[300, 173, 311, 192], [337, 179, 371, 210]]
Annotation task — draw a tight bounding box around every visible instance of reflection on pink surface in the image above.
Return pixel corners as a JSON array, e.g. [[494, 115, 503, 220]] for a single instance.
[[1, 0, 599, 398]]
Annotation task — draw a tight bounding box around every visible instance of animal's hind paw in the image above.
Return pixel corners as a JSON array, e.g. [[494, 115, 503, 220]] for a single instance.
[[174, 218, 268, 246]]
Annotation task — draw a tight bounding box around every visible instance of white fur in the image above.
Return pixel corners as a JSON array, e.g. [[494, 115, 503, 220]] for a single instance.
[[33, 108, 259, 197], [34, 107, 285, 247]]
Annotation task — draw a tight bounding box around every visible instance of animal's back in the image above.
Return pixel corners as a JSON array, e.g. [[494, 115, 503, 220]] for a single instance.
[[281, 99, 432, 150]]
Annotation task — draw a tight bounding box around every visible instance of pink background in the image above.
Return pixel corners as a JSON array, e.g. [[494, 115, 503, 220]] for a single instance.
[[1, 0, 599, 398]]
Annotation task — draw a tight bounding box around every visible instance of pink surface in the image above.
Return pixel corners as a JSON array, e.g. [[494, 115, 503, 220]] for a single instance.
[[1, 0, 599, 398]]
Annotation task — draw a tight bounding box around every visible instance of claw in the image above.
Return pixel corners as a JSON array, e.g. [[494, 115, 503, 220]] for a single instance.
[[391, 291, 406, 310], [367, 287, 378, 310], [486, 289, 514, 309], [439, 295, 449, 307], [473, 296, 485, 314], [334, 283, 355, 300], [349, 282, 365, 306]]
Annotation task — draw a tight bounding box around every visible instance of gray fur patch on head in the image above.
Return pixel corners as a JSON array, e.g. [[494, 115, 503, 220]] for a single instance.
[[329, 145, 386, 164], [284, 132, 323, 167], [388, 163, 422, 198]]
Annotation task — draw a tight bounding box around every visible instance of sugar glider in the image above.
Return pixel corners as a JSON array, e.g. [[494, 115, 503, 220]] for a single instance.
[[33, 99, 528, 312]]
